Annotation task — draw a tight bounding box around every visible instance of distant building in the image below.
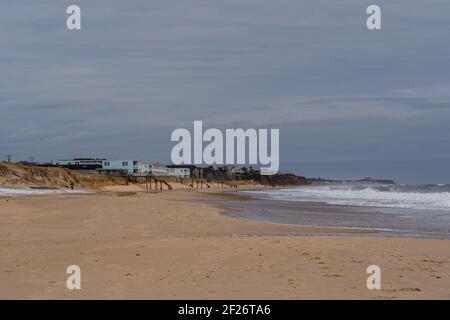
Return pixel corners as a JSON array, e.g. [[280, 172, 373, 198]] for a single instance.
[[167, 165, 194, 178], [132, 163, 192, 178], [56, 158, 104, 171], [136, 162, 152, 176], [55, 158, 194, 179], [150, 164, 171, 176], [224, 165, 245, 179], [99, 160, 138, 176], [170, 168, 190, 178]]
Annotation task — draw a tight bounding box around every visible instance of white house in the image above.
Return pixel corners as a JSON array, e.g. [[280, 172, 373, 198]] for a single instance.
[[55, 158, 192, 178], [135, 162, 152, 176], [169, 167, 190, 178], [150, 164, 171, 176], [134, 163, 190, 178]]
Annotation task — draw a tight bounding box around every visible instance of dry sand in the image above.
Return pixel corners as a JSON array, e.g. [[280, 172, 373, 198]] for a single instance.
[[0, 187, 449, 299]]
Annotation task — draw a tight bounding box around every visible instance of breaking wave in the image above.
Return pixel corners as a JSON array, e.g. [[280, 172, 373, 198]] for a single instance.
[[243, 184, 450, 211], [0, 187, 87, 196]]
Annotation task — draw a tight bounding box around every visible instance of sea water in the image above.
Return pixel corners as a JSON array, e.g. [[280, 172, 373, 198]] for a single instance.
[[0, 187, 86, 196], [242, 183, 450, 211], [233, 183, 450, 239]]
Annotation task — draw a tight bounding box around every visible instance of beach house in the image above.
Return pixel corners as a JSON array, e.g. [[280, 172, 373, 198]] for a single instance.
[[167, 165, 194, 178], [150, 164, 171, 176], [135, 162, 152, 176], [56, 158, 105, 171], [134, 163, 192, 178], [99, 160, 139, 176], [55, 158, 194, 178]]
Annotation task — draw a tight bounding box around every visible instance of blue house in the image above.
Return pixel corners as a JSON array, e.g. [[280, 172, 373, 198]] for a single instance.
[[101, 160, 139, 175]]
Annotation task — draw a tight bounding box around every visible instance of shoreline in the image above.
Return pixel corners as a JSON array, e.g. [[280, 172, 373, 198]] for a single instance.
[[194, 190, 381, 236], [207, 189, 450, 240], [1, 188, 449, 299]]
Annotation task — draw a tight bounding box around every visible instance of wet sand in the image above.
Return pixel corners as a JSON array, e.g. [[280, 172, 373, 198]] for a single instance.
[[0, 189, 449, 299], [208, 192, 450, 239]]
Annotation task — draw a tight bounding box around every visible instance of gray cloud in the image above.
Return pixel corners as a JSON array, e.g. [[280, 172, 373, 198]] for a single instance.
[[0, 0, 449, 183]]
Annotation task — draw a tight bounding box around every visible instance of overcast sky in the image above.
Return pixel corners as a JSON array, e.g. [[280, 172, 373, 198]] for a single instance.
[[1, 0, 449, 183]]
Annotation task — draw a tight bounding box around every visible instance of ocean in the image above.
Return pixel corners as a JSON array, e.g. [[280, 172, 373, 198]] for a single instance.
[[242, 183, 450, 211], [0, 187, 86, 196], [225, 183, 450, 239]]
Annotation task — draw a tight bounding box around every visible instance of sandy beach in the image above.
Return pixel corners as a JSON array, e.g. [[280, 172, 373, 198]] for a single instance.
[[1, 187, 449, 299]]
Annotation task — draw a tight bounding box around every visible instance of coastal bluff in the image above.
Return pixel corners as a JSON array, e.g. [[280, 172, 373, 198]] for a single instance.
[[0, 161, 127, 189], [0, 161, 309, 190]]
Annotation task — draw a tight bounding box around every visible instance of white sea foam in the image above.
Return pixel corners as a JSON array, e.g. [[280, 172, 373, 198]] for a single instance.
[[0, 187, 88, 196], [243, 185, 450, 211]]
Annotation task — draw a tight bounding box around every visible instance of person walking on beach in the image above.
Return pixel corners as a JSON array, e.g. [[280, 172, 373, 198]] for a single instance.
[[69, 181, 74, 190]]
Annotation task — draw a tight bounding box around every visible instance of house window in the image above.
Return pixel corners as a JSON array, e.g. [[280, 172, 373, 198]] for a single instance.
[[122, 161, 128, 166]]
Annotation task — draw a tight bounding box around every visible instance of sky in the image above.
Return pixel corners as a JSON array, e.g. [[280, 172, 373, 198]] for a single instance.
[[0, 0, 449, 184]]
